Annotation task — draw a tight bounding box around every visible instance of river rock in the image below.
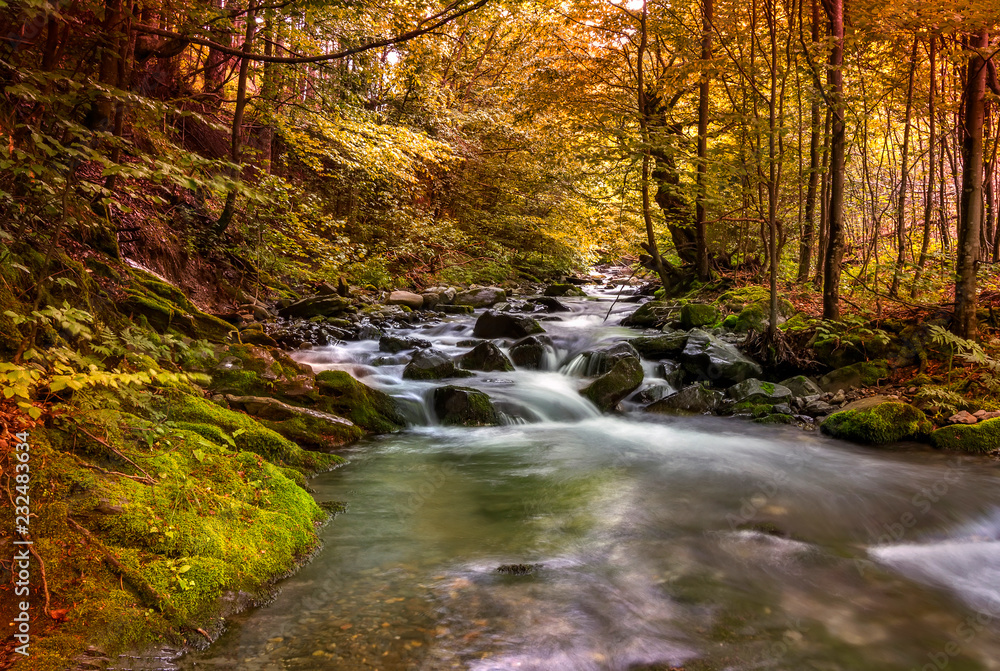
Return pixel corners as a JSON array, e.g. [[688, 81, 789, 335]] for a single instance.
[[679, 329, 762, 386], [930, 417, 1000, 453], [629, 332, 689, 359], [454, 286, 506, 308], [387, 291, 424, 309], [403, 348, 469, 380], [779, 375, 823, 398], [580, 343, 643, 411], [629, 381, 677, 405], [645, 384, 723, 414], [803, 398, 837, 417], [420, 292, 441, 310], [658, 360, 685, 388], [680, 303, 720, 329], [433, 386, 501, 426], [509, 335, 554, 369], [315, 370, 406, 433], [473, 311, 545, 339], [527, 296, 570, 312], [818, 360, 889, 392], [948, 410, 978, 425], [820, 396, 933, 445], [622, 301, 672, 328], [459, 342, 514, 372], [224, 394, 363, 448], [544, 284, 586, 297], [278, 295, 352, 319], [380, 334, 432, 353], [728, 378, 793, 405]]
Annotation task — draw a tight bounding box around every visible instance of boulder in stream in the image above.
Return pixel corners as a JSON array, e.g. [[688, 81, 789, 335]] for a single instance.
[[277, 295, 353, 319], [630, 332, 689, 359], [543, 283, 586, 297], [473, 311, 545, 339], [779, 375, 824, 398], [403, 348, 471, 380], [727, 378, 793, 405], [459, 342, 515, 372], [678, 329, 762, 387], [380, 334, 432, 353], [433, 386, 501, 426], [387, 290, 424, 309], [645, 383, 723, 414], [509, 335, 555, 369], [580, 343, 643, 411], [680, 303, 720, 329], [820, 396, 933, 445], [621, 300, 673, 328], [315, 370, 406, 433]]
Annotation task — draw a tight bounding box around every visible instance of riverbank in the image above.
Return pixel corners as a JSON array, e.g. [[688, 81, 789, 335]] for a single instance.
[[1, 251, 998, 670]]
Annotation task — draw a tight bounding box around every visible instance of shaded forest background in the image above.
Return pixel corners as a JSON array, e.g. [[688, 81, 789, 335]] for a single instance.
[[1, 0, 1000, 331]]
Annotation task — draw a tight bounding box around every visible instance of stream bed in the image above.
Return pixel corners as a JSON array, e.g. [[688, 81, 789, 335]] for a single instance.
[[180, 286, 1000, 671]]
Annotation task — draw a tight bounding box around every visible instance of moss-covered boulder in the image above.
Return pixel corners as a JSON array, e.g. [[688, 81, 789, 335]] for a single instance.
[[453, 286, 506, 308], [728, 304, 767, 333], [315, 370, 406, 433], [779, 375, 823, 398], [727, 378, 793, 405], [544, 283, 586, 297], [224, 394, 364, 448], [818, 360, 889, 392], [680, 303, 720, 329], [167, 393, 339, 472], [629, 332, 689, 359], [622, 301, 672, 328], [580, 343, 643, 411], [459, 341, 514, 372], [277, 295, 352, 319], [820, 397, 933, 445], [121, 273, 234, 342], [930, 418, 1000, 453], [380, 334, 432, 353], [432, 386, 501, 426]]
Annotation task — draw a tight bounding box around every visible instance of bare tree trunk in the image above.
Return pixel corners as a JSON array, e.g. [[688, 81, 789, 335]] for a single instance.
[[814, 107, 831, 286], [912, 34, 937, 297], [797, 0, 821, 282], [765, 0, 779, 342], [694, 0, 713, 280], [822, 0, 845, 320], [889, 36, 919, 296], [953, 28, 988, 339], [216, 4, 258, 235]]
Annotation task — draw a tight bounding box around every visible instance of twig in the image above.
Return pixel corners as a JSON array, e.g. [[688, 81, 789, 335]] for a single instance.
[[603, 268, 640, 322], [75, 426, 155, 483], [69, 453, 155, 485], [27, 544, 52, 618]]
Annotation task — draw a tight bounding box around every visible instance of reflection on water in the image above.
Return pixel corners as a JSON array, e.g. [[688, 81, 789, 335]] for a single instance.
[[182, 285, 1000, 671]]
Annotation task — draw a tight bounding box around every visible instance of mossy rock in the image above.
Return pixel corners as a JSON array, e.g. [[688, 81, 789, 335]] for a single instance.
[[544, 283, 587, 297], [432, 386, 501, 426], [680, 303, 720, 329], [731, 304, 766, 333], [930, 418, 1000, 453], [818, 360, 890, 392], [315, 370, 406, 433], [581, 346, 643, 411], [121, 272, 234, 342], [622, 301, 672, 328], [820, 398, 933, 445], [166, 393, 340, 472]]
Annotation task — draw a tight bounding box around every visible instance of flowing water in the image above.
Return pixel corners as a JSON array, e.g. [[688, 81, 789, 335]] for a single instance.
[[181, 284, 1000, 671]]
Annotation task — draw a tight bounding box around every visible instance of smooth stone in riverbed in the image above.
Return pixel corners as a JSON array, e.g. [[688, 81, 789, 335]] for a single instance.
[[458, 342, 514, 372], [580, 343, 643, 411], [678, 329, 762, 386], [387, 291, 424, 309], [645, 383, 723, 414], [509, 335, 555, 369], [728, 378, 793, 405], [402, 348, 472, 380], [380, 334, 432, 353], [780, 374, 824, 398], [454, 286, 506, 308], [473, 311, 545, 339]]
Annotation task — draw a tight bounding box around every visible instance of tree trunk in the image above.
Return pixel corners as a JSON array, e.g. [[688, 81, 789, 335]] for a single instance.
[[797, 0, 821, 283], [912, 34, 937, 297], [694, 0, 713, 280], [889, 36, 919, 297], [822, 0, 845, 320], [216, 5, 258, 235], [953, 28, 988, 340], [85, 0, 123, 131], [766, 0, 779, 342], [814, 106, 832, 286]]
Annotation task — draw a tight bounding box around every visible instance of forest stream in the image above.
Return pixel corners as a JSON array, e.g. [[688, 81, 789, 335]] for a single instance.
[[176, 283, 1000, 671]]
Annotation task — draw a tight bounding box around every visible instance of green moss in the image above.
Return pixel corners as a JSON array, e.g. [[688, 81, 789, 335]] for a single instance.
[[581, 356, 643, 411], [721, 314, 739, 329], [680, 303, 720, 329], [930, 418, 1000, 453], [210, 368, 273, 396], [821, 402, 933, 445], [733, 304, 766, 333], [732, 401, 774, 418], [315, 370, 405, 433], [120, 272, 233, 343], [260, 412, 364, 449], [166, 393, 339, 472], [753, 413, 796, 424]]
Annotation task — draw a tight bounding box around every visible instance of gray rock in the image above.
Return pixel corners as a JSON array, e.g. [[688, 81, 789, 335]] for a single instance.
[[658, 360, 686, 388], [772, 403, 793, 415], [804, 399, 836, 416], [420, 292, 441, 310], [380, 334, 432, 353], [629, 332, 689, 359], [277, 295, 352, 319], [459, 342, 514, 372], [646, 384, 724, 414], [679, 329, 763, 386], [403, 348, 470, 380], [473, 311, 545, 339], [779, 375, 824, 398], [622, 301, 673, 328], [454, 286, 506, 308], [509, 335, 555, 369], [629, 382, 677, 404], [727, 378, 793, 404], [225, 394, 356, 429], [527, 296, 570, 312], [544, 284, 586, 297]]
